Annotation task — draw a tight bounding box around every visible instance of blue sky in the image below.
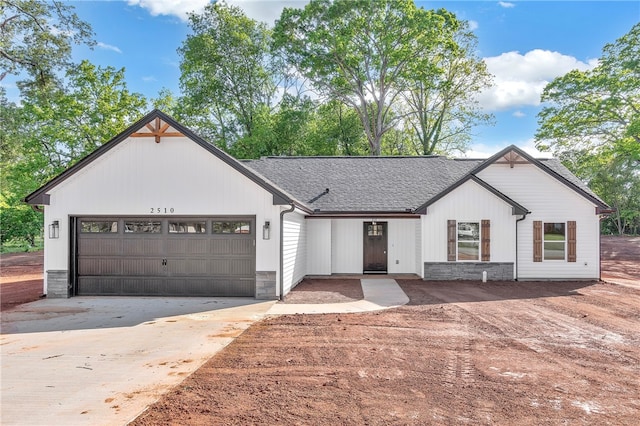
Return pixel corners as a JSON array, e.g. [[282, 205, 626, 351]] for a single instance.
[[5, 1, 640, 157]]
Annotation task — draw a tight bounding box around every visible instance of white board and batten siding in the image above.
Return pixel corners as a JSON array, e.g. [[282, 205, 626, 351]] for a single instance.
[[324, 218, 420, 274], [415, 219, 423, 278], [387, 219, 421, 274], [477, 163, 601, 279], [306, 219, 332, 275], [330, 220, 363, 273], [43, 134, 282, 291], [282, 210, 307, 294], [421, 179, 517, 267]]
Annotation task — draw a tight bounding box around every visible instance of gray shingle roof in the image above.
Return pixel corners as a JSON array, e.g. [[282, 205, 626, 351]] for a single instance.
[[244, 156, 483, 212], [244, 148, 608, 213]]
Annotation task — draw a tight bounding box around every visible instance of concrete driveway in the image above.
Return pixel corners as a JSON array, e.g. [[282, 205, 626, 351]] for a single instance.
[[0, 297, 276, 426]]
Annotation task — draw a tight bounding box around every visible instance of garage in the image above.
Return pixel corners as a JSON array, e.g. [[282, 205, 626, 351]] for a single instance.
[[74, 216, 256, 296]]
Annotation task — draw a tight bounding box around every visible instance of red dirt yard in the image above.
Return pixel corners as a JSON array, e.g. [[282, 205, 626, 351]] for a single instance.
[[2, 237, 639, 424], [132, 236, 640, 425], [0, 251, 44, 311]]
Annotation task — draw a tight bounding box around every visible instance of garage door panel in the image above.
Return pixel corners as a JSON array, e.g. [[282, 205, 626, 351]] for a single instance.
[[230, 239, 253, 254], [78, 238, 122, 256], [210, 239, 231, 254], [166, 258, 210, 276], [122, 239, 164, 256], [121, 258, 164, 276], [166, 239, 209, 255], [78, 258, 121, 276], [77, 217, 256, 297], [77, 277, 121, 295]]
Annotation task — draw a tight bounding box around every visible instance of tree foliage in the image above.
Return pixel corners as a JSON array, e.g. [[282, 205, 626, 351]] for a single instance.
[[536, 23, 640, 159], [178, 2, 291, 151], [273, 0, 490, 155], [536, 23, 640, 235], [0, 0, 94, 88], [400, 20, 493, 155], [1, 61, 147, 247]]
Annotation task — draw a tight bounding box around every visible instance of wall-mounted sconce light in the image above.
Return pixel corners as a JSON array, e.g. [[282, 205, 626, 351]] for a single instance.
[[49, 220, 60, 239], [263, 220, 271, 240]]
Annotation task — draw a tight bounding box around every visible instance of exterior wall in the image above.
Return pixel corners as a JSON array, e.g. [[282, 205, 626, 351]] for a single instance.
[[387, 219, 419, 274], [415, 219, 423, 278], [331, 219, 363, 273], [423, 262, 513, 281], [42, 135, 282, 295], [331, 218, 418, 274], [478, 163, 600, 279], [306, 219, 332, 275], [282, 210, 307, 295], [421, 179, 518, 278]]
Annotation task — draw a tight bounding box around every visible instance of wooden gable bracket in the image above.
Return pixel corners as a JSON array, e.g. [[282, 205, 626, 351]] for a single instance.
[[495, 150, 530, 168], [130, 117, 184, 143]]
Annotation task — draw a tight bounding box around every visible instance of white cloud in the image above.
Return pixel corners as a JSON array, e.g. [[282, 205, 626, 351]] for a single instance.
[[464, 139, 554, 159], [127, 0, 307, 25], [127, 0, 211, 21], [97, 42, 122, 54], [498, 2, 515, 8], [468, 20, 479, 31], [142, 75, 158, 82], [227, 0, 308, 25], [512, 110, 525, 118], [478, 49, 597, 111]]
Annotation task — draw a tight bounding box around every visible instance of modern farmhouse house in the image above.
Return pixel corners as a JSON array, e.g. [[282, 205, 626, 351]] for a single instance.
[[25, 110, 610, 299]]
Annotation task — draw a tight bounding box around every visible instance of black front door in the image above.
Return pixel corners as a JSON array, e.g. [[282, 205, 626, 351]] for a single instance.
[[363, 222, 388, 273]]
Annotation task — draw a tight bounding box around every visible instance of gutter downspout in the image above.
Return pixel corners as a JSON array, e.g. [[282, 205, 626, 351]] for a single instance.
[[279, 203, 295, 301], [515, 211, 531, 281]]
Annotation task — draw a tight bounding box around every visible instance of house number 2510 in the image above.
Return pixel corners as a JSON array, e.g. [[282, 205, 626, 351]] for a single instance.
[[150, 207, 175, 213]]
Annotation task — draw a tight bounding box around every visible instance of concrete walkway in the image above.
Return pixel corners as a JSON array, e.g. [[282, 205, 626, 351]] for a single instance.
[[268, 278, 410, 315], [1, 279, 407, 426]]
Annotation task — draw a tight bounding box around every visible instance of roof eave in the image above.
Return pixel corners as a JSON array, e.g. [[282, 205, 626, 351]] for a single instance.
[[307, 210, 419, 218]]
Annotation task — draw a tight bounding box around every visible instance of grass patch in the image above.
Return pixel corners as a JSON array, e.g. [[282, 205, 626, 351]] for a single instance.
[[1, 237, 44, 254]]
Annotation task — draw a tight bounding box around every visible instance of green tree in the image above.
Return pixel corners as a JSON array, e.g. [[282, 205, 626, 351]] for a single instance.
[[178, 2, 289, 151], [230, 94, 315, 159], [400, 20, 493, 155], [536, 23, 640, 160], [561, 146, 640, 235], [307, 100, 369, 156], [536, 23, 640, 235], [0, 87, 43, 247], [1, 61, 147, 248], [0, 0, 94, 88], [274, 0, 467, 155], [18, 60, 147, 172], [151, 87, 178, 116]]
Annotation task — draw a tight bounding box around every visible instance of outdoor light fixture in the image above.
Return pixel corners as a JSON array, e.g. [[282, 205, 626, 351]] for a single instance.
[[49, 220, 60, 239], [263, 220, 271, 240]]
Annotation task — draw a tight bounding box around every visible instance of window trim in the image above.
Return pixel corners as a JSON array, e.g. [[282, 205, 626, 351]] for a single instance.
[[543, 222, 566, 261], [534, 220, 576, 263], [447, 219, 490, 262], [457, 221, 481, 261]]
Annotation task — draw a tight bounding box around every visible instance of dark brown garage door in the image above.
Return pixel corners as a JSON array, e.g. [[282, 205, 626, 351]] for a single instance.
[[75, 217, 256, 296]]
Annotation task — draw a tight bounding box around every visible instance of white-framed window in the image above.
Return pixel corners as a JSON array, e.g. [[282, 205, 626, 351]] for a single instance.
[[457, 222, 480, 261], [533, 220, 576, 263], [448, 220, 490, 262], [543, 222, 566, 260]]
